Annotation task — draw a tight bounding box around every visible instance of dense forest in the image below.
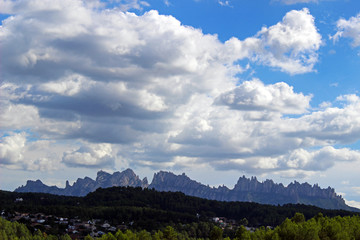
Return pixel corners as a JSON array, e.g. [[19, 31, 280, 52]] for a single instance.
[[2, 213, 360, 239], [1, 187, 360, 239], [1, 187, 357, 228]]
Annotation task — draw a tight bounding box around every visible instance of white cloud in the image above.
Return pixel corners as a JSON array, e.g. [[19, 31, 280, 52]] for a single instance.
[[38, 74, 92, 97], [0, 132, 26, 166], [0, 102, 39, 130], [62, 143, 116, 168], [215, 79, 311, 114], [280, 146, 360, 171], [289, 95, 360, 144], [0, 132, 62, 171], [208, 146, 360, 174], [2, 0, 360, 178], [112, 0, 150, 11], [226, 8, 322, 74], [162, 91, 360, 174], [218, 1, 232, 7], [319, 101, 331, 109], [332, 13, 360, 47], [345, 199, 360, 209]]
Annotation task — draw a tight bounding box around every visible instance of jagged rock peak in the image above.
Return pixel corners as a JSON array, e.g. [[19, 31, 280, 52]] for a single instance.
[[22, 179, 46, 188], [13, 169, 357, 212], [151, 171, 194, 186], [30, 179, 44, 185], [122, 168, 136, 175], [142, 177, 148, 185], [96, 170, 111, 182], [14, 169, 149, 196]]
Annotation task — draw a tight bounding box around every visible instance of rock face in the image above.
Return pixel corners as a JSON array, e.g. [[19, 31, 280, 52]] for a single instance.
[[14, 169, 358, 211], [15, 179, 62, 195], [149, 171, 231, 201], [149, 172, 356, 211], [15, 168, 148, 197]]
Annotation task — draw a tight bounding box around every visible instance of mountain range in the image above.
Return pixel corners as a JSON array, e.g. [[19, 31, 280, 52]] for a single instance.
[[15, 169, 148, 197], [14, 169, 358, 212]]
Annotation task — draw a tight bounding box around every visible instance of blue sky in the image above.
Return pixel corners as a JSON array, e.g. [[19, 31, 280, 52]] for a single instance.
[[1, 0, 360, 208]]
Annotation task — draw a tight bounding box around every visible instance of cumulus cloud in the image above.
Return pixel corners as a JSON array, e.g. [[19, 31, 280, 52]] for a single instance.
[[2, 0, 360, 178], [146, 92, 360, 174], [226, 8, 322, 74], [113, 0, 150, 11], [332, 13, 360, 47], [215, 79, 311, 114], [287, 94, 360, 144], [0, 132, 62, 171], [62, 143, 116, 168], [280, 146, 360, 171], [207, 146, 360, 176], [0, 102, 39, 130], [0, 132, 26, 166]]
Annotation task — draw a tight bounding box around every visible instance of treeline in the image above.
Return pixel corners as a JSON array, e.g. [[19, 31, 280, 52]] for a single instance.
[[95, 213, 360, 239], [1, 187, 357, 229], [2, 213, 360, 240]]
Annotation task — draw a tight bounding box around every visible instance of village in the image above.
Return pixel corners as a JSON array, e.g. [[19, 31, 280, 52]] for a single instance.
[[2, 199, 128, 239], [1, 198, 250, 239]]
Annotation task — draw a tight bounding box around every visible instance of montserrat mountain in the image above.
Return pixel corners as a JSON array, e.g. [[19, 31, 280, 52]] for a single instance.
[[149, 171, 354, 211], [15, 169, 148, 196], [15, 169, 357, 211]]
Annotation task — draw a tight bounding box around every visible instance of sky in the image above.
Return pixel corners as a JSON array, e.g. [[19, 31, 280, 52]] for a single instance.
[[1, 0, 360, 208]]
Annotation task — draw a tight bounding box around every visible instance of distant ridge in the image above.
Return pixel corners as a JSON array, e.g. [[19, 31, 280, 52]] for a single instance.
[[14, 169, 359, 212], [149, 171, 358, 211], [15, 168, 149, 196]]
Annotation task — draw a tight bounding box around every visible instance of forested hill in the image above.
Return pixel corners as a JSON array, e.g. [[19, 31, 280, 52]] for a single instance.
[[2, 186, 359, 229]]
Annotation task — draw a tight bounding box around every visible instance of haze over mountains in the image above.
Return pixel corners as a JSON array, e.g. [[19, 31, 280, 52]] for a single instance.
[[14, 169, 358, 212]]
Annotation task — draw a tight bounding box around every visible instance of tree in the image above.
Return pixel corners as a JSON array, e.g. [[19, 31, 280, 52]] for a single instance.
[[84, 235, 93, 240], [291, 213, 305, 224], [152, 230, 163, 240], [210, 226, 223, 240], [235, 225, 250, 240], [138, 230, 151, 240], [239, 218, 248, 226], [163, 226, 177, 240]]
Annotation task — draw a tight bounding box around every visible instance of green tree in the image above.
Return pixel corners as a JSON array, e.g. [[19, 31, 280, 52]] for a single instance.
[[291, 213, 305, 224], [210, 226, 223, 240], [100, 232, 117, 240], [84, 235, 93, 240], [276, 218, 298, 240], [151, 230, 163, 240], [138, 230, 151, 240], [235, 225, 250, 240], [163, 226, 177, 240]]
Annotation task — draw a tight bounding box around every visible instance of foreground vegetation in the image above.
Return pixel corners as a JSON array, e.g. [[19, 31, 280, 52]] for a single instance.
[[2, 212, 360, 240]]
